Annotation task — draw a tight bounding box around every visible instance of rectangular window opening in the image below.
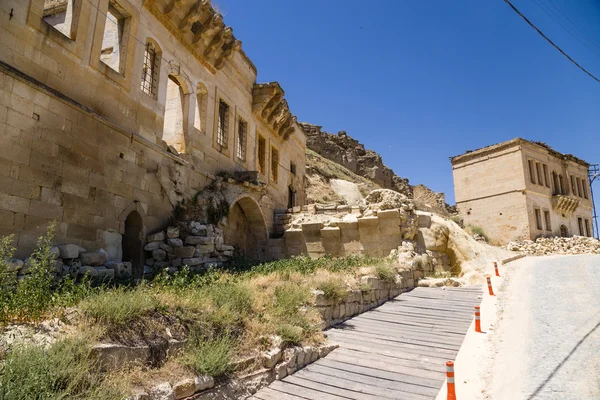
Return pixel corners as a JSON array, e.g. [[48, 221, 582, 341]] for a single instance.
[[100, 4, 127, 73], [544, 210, 551, 231], [571, 176, 577, 196], [582, 180, 589, 199], [585, 219, 591, 237], [578, 218, 584, 236], [536, 163, 543, 186], [535, 208, 542, 230], [528, 160, 536, 184], [236, 119, 247, 162], [576, 177, 583, 197], [43, 0, 76, 39], [141, 41, 160, 97], [217, 100, 229, 148], [543, 164, 549, 187], [290, 162, 296, 176], [271, 146, 279, 183], [257, 135, 266, 174]]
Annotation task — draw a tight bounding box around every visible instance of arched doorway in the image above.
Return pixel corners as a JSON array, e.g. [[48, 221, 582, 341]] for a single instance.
[[223, 197, 268, 260], [560, 224, 568, 238], [122, 211, 144, 279]]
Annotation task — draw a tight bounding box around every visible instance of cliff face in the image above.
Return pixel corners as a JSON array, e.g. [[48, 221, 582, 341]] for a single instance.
[[300, 123, 413, 197]]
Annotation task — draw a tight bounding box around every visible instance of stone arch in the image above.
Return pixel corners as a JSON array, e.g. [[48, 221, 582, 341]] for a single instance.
[[560, 224, 568, 237], [163, 64, 192, 153], [223, 196, 268, 260]]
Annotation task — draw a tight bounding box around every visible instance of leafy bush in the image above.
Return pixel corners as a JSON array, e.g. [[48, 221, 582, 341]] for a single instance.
[[375, 264, 397, 284], [0, 338, 124, 400]]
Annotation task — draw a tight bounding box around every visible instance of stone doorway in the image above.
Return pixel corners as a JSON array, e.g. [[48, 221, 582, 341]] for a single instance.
[[560, 224, 568, 237], [223, 197, 268, 260], [122, 210, 144, 279]]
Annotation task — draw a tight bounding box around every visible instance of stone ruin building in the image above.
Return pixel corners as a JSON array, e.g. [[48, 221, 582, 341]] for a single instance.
[[452, 138, 594, 244], [0, 0, 307, 276]]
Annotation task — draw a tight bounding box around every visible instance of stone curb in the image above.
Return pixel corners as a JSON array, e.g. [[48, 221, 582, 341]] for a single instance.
[[500, 253, 526, 265]]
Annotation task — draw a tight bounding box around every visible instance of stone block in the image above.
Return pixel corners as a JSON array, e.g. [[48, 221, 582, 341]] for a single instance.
[[377, 209, 400, 220], [194, 375, 214, 392], [159, 243, 173, 253], [167, 238, 183, 247], [195, 244, 215, 254], [152, 249, 167, 261], [173, 378, 195, 399], [174, 246, 195, 259], [301, 222, 324, 232], [171, 258, 182, 268], [182, 257, 203, 266], [149, 383, 174, 400], [167, 226, 179, 238], [144, 241, 161, 251], [80, 251, 106, 266], [186, 236, 214, 245], [147, 231, 165, 242], [417, 214, 432, 228]]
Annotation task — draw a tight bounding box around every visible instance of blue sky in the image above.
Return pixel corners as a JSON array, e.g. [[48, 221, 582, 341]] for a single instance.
[[217, 0, 600, 206]]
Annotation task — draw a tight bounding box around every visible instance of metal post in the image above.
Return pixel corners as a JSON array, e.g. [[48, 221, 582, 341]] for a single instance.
[[588, 165, 599, 239]]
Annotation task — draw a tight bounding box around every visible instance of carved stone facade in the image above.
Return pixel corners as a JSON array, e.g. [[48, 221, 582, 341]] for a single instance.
[[0, 0, 306, 264], [452, 138, 593, 244]]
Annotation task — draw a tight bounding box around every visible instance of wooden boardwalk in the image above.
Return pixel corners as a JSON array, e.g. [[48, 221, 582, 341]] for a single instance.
[[251, 286, 482, 400]]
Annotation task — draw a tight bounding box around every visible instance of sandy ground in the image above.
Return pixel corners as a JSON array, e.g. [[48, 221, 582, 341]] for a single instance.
[[436, 255, 600, 400]]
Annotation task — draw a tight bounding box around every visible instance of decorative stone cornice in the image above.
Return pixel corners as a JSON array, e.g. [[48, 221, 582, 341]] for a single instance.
[[252, 82, 297, 141], [145, 0, 242, 73], [551, 195, 581, 216]]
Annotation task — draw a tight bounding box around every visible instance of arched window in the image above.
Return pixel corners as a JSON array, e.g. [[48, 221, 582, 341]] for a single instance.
[[141, 39, 161, 98], [560, 224, 568, 237], [163, 74, 189, 153]]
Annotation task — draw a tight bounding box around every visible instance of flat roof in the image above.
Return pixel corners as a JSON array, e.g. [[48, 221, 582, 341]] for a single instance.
[[450, 137, 590, 167]]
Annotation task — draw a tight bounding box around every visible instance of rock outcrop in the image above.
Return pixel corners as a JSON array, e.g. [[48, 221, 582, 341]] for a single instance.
[[300, 123, 412, 197]]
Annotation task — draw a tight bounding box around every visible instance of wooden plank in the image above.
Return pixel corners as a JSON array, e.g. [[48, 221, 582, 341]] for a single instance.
[[316, 358, 442, 388], [269, 380, 348, 400], [328, 328, 462, 352], [284, 375, 382, 400], [349, 313, 472, 334], [327, 338, 452, 363], [335, 320, 469, 342], [252, 387, 309, 400], [303, 363, 440, 397], [291, 368, 433, 400], [325, 351, 446, 381], [336, 347, 449, 368]]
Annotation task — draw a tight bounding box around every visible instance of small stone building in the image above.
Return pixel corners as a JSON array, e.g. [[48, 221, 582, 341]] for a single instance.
[[0, 0, 307, 264], [451, 138, 593, 243]]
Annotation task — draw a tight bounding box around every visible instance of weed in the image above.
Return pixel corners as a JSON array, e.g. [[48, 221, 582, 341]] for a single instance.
[[375, 264, 397, 284], [468, 225, 488, 241], [184, 334, 235, 377], [273, 283, 310, 316], [316, 278, 347, 303], [276, 324, 303, 346]]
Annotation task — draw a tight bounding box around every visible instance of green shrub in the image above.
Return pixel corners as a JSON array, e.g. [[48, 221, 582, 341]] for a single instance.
[[184, 334, 234, 377], [273, 284, 310, 316], [316, 279, 347, 303], [276, 324, 303, 346], [79, 286, 159, 328], [375, 264, 397, 284], [0, 338, 124, 400], [469, 225, 488, 241]]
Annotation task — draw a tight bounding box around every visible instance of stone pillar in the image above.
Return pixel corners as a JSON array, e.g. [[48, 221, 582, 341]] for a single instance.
[[377, 209, 402, 256], [284, 229, 306, 257], [301, 222, 324, 258], [357, 217, 382, 257], [338, 221, 363, 256], [320, 227, 341, 257]]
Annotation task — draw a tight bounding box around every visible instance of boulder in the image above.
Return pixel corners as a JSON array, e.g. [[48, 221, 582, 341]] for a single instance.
[[49, 246, 60, 260], [79, 251, 107, 266], [167, 238, 183, 247], [365, 189, 412, 211], [152, 249, 167, 262], [173, 378, 195, 399], [147, 232, 165, 242], [7, 259, 24, 272], [144, 241, 161, 251], [167, 226, 180, 239], [58, 244, 80, 259]]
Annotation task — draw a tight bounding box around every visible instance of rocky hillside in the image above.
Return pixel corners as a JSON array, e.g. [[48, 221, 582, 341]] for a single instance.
[[301, 122, 449, 212]]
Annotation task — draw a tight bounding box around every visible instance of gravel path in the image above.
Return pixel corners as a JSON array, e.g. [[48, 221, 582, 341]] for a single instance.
[[491, 255, 600, 399]]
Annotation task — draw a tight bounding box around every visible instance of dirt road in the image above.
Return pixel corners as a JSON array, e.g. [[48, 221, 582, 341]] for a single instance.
[[489, 255, 600, 400]]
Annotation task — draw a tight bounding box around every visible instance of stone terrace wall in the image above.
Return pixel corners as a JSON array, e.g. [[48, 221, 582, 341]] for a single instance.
[[282, 207, 419, 258]]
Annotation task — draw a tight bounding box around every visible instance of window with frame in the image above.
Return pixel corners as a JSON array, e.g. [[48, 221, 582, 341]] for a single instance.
[[43, 0, 76, 39], [100, 3, 128, 74], [582, 180, 589, 199], [257, 135, 266, 174], [585, 219, 591, 237], [271, 146, 279, 183], [576, 177, 583, 197], [552, 171, 559, 195], [543, 164, 549, 187], [290, 162, 296, 176], [536, 163, 543, 186], [578, 217, 584, 236], [535, 208, 542, 230], [236, 118, 247, 162], [559, 175, 566, 195], [140, 41, 160, 98], [528, 160, 536, 184], [217, 100, 229, 148], [544, 210, 551, 231], [570, 176, 577, 195]]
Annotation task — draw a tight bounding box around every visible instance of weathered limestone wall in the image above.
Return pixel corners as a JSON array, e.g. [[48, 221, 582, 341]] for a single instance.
[[413, 184, 447, 213], [0, 0, 306, 258]]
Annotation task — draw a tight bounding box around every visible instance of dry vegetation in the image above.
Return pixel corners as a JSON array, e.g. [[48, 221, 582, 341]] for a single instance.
[[0, 227, 397, 399], [305, 149, 380, 203]]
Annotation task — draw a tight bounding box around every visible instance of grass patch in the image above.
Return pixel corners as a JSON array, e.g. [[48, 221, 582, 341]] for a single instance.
[[467, 225, 488, 241], [0, 338, 125, 400], [375, 264, 397, 283], [184, 334, 235, 377], [316, 278, 347, 303]]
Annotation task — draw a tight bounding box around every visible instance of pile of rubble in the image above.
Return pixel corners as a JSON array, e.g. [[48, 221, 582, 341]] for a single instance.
[[506, 236, 600, 255], [6, 245, 132, 283], [143, 221, 235, 277]]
